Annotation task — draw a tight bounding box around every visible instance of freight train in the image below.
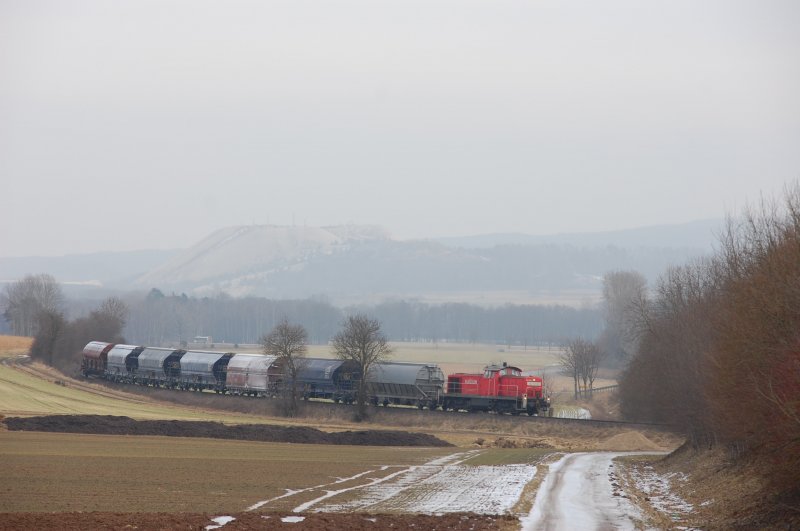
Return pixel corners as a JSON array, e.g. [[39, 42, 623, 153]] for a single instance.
[[81, 341, 549, 415]]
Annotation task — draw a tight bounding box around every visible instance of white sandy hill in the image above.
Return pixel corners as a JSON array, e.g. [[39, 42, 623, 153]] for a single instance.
[[135, 224, 388, 296]]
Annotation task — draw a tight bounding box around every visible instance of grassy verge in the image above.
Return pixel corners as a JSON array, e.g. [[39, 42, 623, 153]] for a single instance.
[[0, 335, 32, 357], [462, 447, 552, 465]]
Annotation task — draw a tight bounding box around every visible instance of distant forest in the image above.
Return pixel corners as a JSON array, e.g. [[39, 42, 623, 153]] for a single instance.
[[93, 290, 602, 347]]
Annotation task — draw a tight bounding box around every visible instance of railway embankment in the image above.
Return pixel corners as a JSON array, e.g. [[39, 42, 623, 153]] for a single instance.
[[3, 414, 453, 446]]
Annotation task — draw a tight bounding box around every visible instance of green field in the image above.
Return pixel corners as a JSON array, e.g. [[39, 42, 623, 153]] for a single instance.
[[461, 447, 553, 465], [0, 361, 268, 422]]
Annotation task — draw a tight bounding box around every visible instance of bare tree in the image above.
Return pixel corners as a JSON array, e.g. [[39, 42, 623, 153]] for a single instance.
[[562, 338, 605, 399], [560, 342, 581, 400], [600, 270, 647, 366], [581, 340, 606, 397], [331, 314, 392, 420], [99, 297, 129, 325], [91, 297, 130, 345], [2, 274, 64, 337], [262, 319, 308, 417]]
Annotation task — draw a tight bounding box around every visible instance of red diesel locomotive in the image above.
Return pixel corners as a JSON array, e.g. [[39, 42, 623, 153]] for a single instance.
[[442, 362, 548, 415]]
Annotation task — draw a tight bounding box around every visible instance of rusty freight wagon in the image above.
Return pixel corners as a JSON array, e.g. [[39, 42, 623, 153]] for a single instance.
[[223, 353, 279, 397], [80, 341, 115, 377]]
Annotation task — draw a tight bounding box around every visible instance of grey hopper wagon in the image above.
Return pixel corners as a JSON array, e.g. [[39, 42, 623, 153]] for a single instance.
[[178, 350, 234, 392], [136, 347, 185, 387], [297, 358, 360, 403], [105, 344, 145, 383], [367, 362, 445, 409]]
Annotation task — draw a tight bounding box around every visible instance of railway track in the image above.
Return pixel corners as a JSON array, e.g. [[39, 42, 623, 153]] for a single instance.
[[89, 373, 673, 432], [301, 398, 675, 432]]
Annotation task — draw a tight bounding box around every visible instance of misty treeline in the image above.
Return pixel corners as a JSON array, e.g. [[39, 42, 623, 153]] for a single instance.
[[619, 186, 800, 493], [0, 273, 128, 373], [4, 280, 602, 368], [1, 273, 64, 337], [120, 290, 602, 348]]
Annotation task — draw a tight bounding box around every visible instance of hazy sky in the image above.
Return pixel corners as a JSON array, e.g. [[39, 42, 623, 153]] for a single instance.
[[2, 0, 798, 257]]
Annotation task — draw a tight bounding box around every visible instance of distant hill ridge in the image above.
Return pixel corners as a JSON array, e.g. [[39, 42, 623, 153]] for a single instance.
[[136, 224, 388, 291], [0, 220, 720, 303], [433, 218, 722, 249]]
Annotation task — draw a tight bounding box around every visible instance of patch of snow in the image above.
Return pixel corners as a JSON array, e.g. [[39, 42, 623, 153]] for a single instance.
[[312, 451, 535, 515], [61, 279, 103, 287], [551, 406, 592, 420], [293, 467, 415, 513], [247, 489, 302, 511], [205, 516, 235, 530], [246, 450, 535, 517], [630, 464, 695, 523], [247, 469, 379, 511], [281, 516, 306, 523]]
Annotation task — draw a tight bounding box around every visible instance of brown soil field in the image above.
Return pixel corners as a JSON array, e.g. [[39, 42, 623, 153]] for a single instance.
[[0, 431, 454, 513], [3, 414, 452, 446], [0, 511, 519, 530]]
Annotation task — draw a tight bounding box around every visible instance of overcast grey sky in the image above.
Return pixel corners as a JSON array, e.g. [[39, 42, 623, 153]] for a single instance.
[[1, 0, 798, 257]]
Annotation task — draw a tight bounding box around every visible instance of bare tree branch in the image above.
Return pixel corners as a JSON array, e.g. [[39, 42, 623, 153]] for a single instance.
[[331, 314, 392, 420]]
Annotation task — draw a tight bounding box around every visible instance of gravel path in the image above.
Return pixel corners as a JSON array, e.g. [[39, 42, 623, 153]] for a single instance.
[[520, 452, 658, 531]]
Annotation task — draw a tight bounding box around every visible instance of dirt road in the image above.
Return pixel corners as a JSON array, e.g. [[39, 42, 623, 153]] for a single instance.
[[520, 452, 660, 531]]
